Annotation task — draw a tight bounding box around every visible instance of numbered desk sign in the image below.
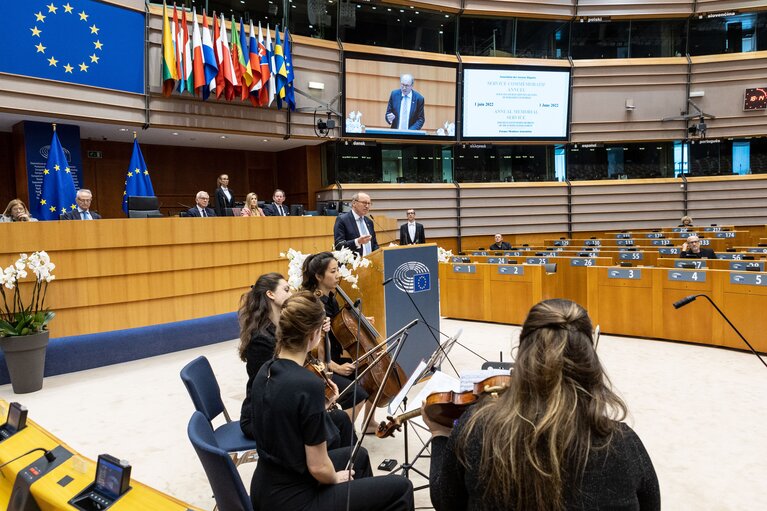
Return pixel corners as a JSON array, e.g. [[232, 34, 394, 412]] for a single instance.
[[553, 240, 569, 246], [498, 265, 524, 275], [651, 239, 672, 246], [526, 257, 549, 265], [451, 256, 463, 263], [674, 259, 707, 269], [668, 270, 706, 282], [730, 261, 765, 271], [615, 233, 632, 239], [658, 247, 680, 255], [487, 257, 505, 264], [570, 258, 595, 267], [608, 268, 642, 280], [715, 232, 736, 238], [730, 272, 767, 286], [584, 240, 601, 246], [703, 226, 722, 232], [671, 227, 689, 233], [616, 239, 635, 246], [647, 232, 665, 238], [747, 248, 767, 253], [453, 264, 476, 274], [619, 252, 644, 260], [699, 239, 711, 246], [505, 251, 523, 256], [471, 251, 488, 256]]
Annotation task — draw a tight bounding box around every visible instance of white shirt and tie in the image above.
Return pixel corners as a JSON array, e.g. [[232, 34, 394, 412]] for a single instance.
[[197, 207, 208, 217], [275, 204, 286, 216], [353, 211, 372, 256], [398, 93, 411, 130], [79, 209, 92, 220], [221, 187, 231, 201], [407, 221, 416, 243]]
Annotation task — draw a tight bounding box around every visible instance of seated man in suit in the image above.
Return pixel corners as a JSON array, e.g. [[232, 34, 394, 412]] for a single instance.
[[680, 235, 716, 259], [61, 189, 101, 220], [186, 191, 216, 217], [400, 208, 426, 245], [384, 74, 425, 131], [489, 233, 511, 251], [263, 189, 289, 216], [334, 192, 379, 257]]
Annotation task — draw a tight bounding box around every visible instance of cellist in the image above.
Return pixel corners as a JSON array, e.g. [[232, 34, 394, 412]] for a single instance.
[[302, 251, 378, 433]]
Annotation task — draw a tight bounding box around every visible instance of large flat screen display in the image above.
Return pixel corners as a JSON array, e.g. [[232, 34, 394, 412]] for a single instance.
[[343, 54, 457, 140], [462, 66, 571, 140]]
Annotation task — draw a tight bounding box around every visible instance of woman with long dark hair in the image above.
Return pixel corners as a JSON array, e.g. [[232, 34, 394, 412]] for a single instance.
[[302, 252, 373, 428], [249, 292, 414, 511], [238, 273, 355, 448], [424, 299, 660, 511]]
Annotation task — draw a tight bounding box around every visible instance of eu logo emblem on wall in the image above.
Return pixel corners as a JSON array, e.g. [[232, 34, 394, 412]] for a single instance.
[[0, 1, 145, 94]]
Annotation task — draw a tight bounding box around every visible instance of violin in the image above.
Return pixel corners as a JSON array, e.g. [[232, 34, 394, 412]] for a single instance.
[[330, 286, 407, 408], [304, 355, 337, 404], [375, 374, 512, 439]]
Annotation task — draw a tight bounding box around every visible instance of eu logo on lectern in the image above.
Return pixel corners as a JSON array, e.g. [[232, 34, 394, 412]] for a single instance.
[[0, 1, 144, 94]]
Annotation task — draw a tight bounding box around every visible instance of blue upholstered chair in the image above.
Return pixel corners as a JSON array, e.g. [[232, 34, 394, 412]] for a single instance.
[[188, 411, 254, 511], [180, 356, 257, 466]]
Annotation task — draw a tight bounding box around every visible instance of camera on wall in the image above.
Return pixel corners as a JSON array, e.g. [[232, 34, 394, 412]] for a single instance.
[[315, 113, 336, 137], [688, 116, 707, 138]]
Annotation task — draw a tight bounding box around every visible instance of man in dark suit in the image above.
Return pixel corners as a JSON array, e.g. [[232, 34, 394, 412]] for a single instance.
[[186, 191, 216, 217], [61, 189, 101, 220], [263, 189, 290, 216], [214, 173, 235, 216], [384, 74, 425, 131], [399, 208, 426, 245], [489, 233, 512, 251], [333, 192, 379, 257], [680, 235, 716, 259]]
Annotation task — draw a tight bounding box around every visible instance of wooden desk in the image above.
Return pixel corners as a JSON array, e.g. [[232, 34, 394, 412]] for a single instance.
[[0, 216, 398, 338]]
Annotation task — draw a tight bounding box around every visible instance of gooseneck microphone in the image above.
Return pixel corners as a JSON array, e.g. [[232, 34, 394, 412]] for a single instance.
[[382, 277, 394, 286], [673, 293, 767, 370]]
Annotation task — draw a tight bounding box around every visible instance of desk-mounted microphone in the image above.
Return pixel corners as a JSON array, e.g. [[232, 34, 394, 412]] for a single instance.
[[673, 295, 698, 309]]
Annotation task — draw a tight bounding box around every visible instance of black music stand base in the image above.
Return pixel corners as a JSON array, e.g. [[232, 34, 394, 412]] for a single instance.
[[392, 397, 432, 491]]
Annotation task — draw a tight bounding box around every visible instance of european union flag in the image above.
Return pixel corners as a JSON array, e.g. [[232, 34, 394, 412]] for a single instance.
[[0, 1, 144, 94], [413, 272, 430, 292], [39, 127, 77, 221], [122, 137, 155, 215]]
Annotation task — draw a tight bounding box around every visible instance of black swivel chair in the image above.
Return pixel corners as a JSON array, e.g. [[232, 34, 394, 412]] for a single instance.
[[127, 196, 162, 218]]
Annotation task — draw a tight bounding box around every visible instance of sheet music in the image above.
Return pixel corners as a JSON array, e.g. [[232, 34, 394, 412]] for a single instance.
[[387, 360, 427, 415], [404, 370, 460, 413]]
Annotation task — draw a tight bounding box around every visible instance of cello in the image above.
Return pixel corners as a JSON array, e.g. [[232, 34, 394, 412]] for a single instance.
[[330, 285, 408, 408]]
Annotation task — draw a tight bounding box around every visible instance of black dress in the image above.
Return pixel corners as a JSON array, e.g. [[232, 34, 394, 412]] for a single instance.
[[214, 186, 235, 216], [239, 323, 356, 448], [429, 416, 660, 511], [320, 292, 370, 410], [250, 358, 414, 511]]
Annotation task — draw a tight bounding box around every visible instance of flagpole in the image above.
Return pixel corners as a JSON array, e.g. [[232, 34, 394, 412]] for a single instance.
[[133, 131, 137, 140], [52, 123, 57, 132]]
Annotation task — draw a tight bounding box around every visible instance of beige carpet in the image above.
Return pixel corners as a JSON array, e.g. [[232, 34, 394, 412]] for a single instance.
[[1, 317, 765, 510]]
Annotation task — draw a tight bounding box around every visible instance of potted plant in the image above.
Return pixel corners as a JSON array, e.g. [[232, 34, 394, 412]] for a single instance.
[[0, 251, 56, 393]]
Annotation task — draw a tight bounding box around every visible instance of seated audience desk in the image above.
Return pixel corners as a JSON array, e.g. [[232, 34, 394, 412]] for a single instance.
[[0, 216, 398, 338], [0, 401, 202, 511], [441, 263, 767, 353]]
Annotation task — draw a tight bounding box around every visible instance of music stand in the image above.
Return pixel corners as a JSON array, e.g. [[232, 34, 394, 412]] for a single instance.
[[422, 329, 462, 377]]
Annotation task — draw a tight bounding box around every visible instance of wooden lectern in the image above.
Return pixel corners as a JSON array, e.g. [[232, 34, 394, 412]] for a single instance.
[[340, 244, 441, 376]]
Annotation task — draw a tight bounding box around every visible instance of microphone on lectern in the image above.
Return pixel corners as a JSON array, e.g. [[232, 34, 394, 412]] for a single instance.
[[672, 295, 698, 309]]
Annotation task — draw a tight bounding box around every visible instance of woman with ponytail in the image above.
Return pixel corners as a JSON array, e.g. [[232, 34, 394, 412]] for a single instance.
[[424, 299, 660, 511], [249, 292, 414, 511]]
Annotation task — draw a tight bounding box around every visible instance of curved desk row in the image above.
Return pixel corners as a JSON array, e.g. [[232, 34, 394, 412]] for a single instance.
[[440, 262, 767, 353]]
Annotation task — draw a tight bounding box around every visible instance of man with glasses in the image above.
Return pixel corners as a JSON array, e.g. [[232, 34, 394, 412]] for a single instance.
[[334, 192, 379, 257], [61, 189, 101, 220], [399, 208, 426, 245], [680, 235, 716, 259], [186, 191, 216, 217], [384, 73, 425, 131]]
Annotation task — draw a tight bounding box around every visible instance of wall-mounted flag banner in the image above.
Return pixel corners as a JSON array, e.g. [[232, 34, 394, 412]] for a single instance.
[[0, 1, 144, 94]]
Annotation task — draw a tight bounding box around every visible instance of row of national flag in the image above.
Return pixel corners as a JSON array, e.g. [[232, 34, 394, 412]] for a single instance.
[[39, 126, 154, 221], [161, 2, 295, 110]]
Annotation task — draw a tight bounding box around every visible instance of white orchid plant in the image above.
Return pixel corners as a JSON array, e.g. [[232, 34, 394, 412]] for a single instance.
[[0, 251, 56, 337], [281, 247, 372, 290], [437, 247, 454, 263]]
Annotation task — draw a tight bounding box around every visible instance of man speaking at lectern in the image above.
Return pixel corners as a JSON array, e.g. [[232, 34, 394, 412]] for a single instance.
[[334, 192, 379, 257], [385, 74, 425, 131]]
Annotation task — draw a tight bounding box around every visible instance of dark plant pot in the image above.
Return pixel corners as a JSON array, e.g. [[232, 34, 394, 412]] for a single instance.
[[0, 331, 49, 394]]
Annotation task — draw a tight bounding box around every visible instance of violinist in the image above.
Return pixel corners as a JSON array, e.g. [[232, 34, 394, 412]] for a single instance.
[[249, 292, 414, 511], [423, 299, 660, 511], [302, 252, 375, 429], [238, 273, 356, 448]]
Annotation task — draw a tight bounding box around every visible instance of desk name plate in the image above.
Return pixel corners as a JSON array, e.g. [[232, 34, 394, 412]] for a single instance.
[[674, 260, 707, 269], [730, 261, 765, 271], [658, 248, 680, 255], [730, 273, 767, 286], [498, 265, 525, 275], [526, 258, 549, 265], [668, 270, 706, 282], [651, 239, 672, 246], [452, 264, 476, 274], [619, 252, 644, 260], [570, 258, 596, 266], [714, 232, 736, 238], [608, 269, 642, 280]]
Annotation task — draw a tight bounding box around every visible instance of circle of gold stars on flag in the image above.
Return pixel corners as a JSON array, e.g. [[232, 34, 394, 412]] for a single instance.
[[31, 2, 104, 76]]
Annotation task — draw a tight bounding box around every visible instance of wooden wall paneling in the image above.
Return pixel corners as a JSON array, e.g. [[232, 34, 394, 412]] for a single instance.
[[487, 264, 539, 324], [718, 271, 767, 352], [440, 264, 485, 320], [687, 176, 767, 226], [2, 131, 17, 207], [658, 269, 714, 344], [594, 267, 654, 337]]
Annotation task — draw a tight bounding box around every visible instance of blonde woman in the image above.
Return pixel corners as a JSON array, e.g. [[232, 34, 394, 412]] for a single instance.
[[1, 199, 37, 222], [241, 192, 265, 217]]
